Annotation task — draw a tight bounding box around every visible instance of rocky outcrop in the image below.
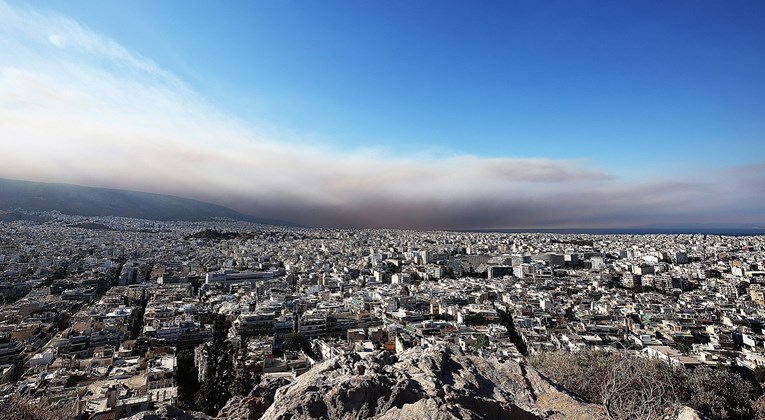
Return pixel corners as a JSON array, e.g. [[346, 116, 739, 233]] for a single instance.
[[224, 343, 607, 419], [218, 376, 295, 419]]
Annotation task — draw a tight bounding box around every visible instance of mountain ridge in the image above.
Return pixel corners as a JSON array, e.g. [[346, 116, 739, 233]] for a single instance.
[[0, 178, 295, 226]]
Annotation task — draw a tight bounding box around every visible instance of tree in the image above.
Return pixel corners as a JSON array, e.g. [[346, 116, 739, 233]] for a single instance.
[[679, 365, 755, 419], [284, 332, 307, 352], [675, 342, 690, 354], [174, 349, 200, 410], [231, 341, 255, 397], [756, 366, 765, 384], [496, 306, 527, 355], [473, 333, 490, 349], [196, 314, 232, 415]]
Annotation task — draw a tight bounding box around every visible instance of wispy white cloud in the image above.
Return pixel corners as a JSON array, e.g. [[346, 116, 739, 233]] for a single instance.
[[0, 1, 761, 229]]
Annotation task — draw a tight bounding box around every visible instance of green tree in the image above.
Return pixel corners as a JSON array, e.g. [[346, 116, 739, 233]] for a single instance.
[[756, 366, 765, 384], [496, 307, 527, 355], [231, 341, 255, 397], [284, 332, 307, 352], [679, 365, 755, 419], [196, 314, 232, 415], [473, 333, 490, 349], [175, 349, 200, 410]]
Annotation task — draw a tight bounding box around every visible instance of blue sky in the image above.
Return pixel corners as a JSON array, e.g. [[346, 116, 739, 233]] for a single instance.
[[1, 1, 764, 228], [23, 0, 765, 165]]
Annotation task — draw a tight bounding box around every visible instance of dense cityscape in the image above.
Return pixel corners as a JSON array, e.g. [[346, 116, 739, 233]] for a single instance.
[[3, 0, 764, 418], [0, 211, 764, 418]]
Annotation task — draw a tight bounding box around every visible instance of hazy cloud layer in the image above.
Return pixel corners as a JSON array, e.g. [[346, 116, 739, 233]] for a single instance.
[[0, 2, 762, 229]]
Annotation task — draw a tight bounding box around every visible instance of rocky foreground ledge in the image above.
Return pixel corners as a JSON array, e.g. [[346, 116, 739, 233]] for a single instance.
[[219, 343, 607, 420]]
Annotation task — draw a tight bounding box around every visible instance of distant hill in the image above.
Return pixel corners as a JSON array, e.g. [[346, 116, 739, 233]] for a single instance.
[[0, 178, 295, 226]]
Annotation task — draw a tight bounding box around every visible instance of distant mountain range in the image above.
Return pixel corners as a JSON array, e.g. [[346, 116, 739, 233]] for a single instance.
[[0, 178, 295, 226]]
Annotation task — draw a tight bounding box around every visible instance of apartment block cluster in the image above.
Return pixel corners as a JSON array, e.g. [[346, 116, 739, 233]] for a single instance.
[[1, 211, 764, 418]]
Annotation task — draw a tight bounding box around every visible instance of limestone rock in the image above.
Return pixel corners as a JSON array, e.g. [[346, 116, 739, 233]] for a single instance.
[[237, 342, 608, 419], [217, 375, 295, 419]]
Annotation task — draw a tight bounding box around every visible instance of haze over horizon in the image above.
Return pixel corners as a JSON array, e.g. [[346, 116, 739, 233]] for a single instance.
[[1, 0, 764, 230]]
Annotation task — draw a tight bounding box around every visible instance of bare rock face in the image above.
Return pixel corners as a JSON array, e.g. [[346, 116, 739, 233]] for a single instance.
[[237, 343, 607, 420], [218, 376, 295, 419]]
